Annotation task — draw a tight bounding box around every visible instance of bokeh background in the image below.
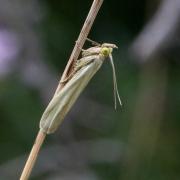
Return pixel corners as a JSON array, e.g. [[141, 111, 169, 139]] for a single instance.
[[0, 0, 180, 179]]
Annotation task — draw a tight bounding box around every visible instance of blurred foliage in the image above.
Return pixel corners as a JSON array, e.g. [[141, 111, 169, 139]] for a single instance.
[[0, 0, 179, 179]]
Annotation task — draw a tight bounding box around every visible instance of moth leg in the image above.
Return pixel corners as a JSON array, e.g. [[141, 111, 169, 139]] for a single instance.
[[86, 38, 101, 46], [60, 60, 91, 83], [60, 60, 93, 84], [60, 55, 96, 84], [76, 57, 95, 71], [60, 72, 75, 83]]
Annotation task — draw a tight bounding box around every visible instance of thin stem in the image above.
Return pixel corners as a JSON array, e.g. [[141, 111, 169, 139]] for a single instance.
[[55, 0, 104, 93], [19, 0, 104, 179], [20, 130, 46, 180]]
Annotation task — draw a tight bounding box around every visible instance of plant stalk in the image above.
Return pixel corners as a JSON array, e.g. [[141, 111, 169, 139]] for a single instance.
[[19, 0, 104, 179]]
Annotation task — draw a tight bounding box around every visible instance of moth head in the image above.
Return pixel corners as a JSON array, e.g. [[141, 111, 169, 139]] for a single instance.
[[100, 43, 118, 57], [100, 47, 112, 57]]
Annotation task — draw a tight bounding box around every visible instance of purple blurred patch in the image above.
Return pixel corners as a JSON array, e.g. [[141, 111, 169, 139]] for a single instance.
[[0, 30, 21, 77]]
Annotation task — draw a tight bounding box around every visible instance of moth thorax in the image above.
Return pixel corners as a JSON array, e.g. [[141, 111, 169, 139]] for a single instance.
[[100, 47, 113, 57]]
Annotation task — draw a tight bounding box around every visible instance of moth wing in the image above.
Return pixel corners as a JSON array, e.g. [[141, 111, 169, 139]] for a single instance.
[[40, 55, 103, 134]]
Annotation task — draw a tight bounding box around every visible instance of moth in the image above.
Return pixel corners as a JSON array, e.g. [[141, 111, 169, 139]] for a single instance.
[[40, 39, 122, 134]]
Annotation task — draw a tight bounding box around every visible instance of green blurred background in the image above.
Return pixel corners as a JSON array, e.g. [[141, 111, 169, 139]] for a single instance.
[[0, 0, 179, 179]]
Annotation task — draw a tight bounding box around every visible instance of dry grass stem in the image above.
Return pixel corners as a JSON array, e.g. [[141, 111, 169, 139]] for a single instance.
[[19, 0, 104, 179]]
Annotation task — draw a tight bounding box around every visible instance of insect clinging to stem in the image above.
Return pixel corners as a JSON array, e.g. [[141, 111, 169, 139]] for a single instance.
[[40, 38, 122, 134]]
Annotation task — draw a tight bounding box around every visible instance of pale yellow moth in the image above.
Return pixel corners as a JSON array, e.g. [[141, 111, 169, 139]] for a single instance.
[[40, 40, 122, 134]]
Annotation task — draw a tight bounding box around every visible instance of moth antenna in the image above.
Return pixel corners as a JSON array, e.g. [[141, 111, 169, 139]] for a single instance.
[[109, 54, 122, 109]]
